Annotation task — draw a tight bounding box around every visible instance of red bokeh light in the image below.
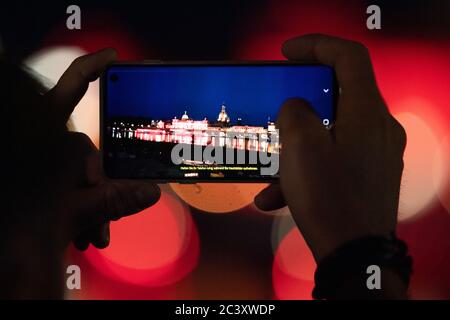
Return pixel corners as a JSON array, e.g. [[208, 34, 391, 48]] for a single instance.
[[232, 0, 364, 60], [43, 12, 148, 59], [84, 191, 200, 287], [272, 228, 316, 300]]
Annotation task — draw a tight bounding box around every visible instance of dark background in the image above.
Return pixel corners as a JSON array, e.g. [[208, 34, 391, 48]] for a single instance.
[[2, 0, 450, 60]]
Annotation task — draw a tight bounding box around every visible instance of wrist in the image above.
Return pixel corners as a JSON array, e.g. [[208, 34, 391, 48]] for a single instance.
[[333, 268, 408, 299], [312, 233, 413, 300], [308, 229, 393, 263]]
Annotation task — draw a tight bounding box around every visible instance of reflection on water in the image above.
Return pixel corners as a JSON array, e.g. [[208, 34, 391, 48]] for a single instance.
[[111, 125, 280, 154]]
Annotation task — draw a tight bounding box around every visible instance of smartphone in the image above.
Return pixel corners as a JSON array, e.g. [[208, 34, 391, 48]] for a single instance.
[[101, 61, 337, 182]]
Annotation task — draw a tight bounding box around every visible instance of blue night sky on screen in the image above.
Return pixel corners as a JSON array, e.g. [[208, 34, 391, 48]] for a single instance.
[[105, 65, 334, 126]]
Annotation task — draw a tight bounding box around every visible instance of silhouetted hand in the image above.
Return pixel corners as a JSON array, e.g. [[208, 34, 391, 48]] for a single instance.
[[255, 34, 406, 263], [1, 49, 160, 298]]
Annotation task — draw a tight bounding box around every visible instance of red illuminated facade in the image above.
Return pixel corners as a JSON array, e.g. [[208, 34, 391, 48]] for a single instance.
[[111, 104, 279, 153]]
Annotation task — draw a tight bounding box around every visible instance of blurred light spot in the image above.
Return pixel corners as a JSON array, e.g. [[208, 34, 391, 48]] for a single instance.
[[272, 228, 316, 300], [24, 46, 100, 146], [370, 42, 450, 128], [170, 183, 268, 213], [395, 111, 444, 221], [270, 208, 295, 251], [84, 191, 199, 287], [232, 0, 362, 60], [44, 13, 146, 60], [24, 46, 85, 83]]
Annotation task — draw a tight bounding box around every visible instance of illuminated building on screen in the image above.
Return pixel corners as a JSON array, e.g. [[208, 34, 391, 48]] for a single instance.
[[217, 103, 231, 126], [111, 103, 279, 153]]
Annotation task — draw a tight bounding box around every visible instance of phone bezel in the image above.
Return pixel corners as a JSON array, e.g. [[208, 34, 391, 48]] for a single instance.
[[100, 61, 338, 183]]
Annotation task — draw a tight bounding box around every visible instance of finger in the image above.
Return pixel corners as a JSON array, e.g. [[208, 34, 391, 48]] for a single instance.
[[254, 184, 286, 211], [282, 34, 380, 99], [73, 222, 110, 250], [61, 132, 102, 187], [46, 48, 117, 123], [73, 234, 90, 251], [277, 98, 330, 145], [89, 222, 111, 249], [68, 181, 161, 230]]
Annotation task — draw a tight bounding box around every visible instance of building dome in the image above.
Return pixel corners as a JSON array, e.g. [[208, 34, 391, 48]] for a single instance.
[[217, 104, 230, 123], [181, 110, 189, 121]]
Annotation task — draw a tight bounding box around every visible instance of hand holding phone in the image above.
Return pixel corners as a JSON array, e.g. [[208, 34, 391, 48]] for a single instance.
[[256, 35, 407, 270]]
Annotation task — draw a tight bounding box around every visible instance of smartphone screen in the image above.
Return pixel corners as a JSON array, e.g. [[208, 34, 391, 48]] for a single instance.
[[101, 62, 336, 182]]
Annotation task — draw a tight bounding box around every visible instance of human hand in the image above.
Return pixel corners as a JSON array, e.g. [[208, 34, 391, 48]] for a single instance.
[[47, 50, 161, 251], [2, 48, 160, 267], [255, 34, 406, 262]]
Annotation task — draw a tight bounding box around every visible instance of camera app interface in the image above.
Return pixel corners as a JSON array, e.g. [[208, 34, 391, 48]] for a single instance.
[[103, 64, 335, 180]]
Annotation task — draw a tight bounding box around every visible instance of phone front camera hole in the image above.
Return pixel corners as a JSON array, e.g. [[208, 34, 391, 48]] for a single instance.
[[110, 74, 119, 82]]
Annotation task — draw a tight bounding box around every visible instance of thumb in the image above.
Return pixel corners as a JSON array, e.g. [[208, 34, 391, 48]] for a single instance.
[[45, 48, 117, 124], [255, 99, 328, 212], [67, 181, 161, 231], [254, 184, 286, 211], [276, 98, 331, 207], [277, 98, 329, 145]]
